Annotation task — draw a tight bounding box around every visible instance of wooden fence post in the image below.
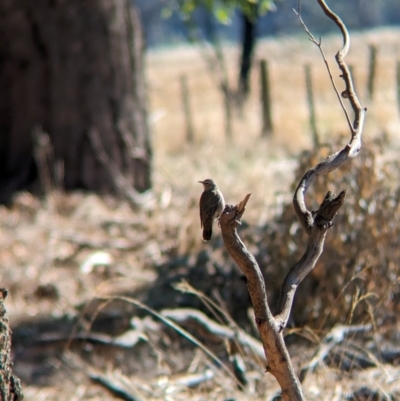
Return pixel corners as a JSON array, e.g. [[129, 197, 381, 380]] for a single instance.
[[180, 74, 194, 144], [367, 44, 377, 100], [304, 64, 319, 147], [260, 59, 273, 136], [396, 61, 400, 118]]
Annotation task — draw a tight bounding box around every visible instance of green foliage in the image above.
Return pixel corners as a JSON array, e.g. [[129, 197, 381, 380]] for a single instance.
[[166, 0, 278, 25]]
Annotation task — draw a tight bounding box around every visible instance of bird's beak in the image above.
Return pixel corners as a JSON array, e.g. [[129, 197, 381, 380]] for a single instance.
[[198, 180, 204, 184]]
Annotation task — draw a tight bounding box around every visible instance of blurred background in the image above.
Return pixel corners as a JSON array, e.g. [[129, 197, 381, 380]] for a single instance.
[[1, 0, 400, 400]]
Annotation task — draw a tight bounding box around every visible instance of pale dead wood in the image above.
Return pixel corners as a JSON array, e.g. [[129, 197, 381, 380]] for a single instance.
[[276, 190, 346, 329], [95, 295, 244, 388], [281, 0, 366, 329], [218, 1, 366, 399], [299, 324, 372, 382], [34, 327, 146, 348], [90, 373, 145, 401], [162, 307, 266, 362], [166, 369, 215, 388], [91, 370, 215, 400]]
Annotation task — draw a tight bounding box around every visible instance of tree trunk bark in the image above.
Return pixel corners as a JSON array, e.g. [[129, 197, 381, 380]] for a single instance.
[[237, 9, 257, 101], [0, 0, 151, 203], [0, 289, 23, 400]]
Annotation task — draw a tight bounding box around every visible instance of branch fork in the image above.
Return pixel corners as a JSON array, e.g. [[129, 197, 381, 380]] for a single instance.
[[217, 1, 366, 399]]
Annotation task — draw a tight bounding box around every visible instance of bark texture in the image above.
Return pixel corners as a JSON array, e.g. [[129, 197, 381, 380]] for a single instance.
[[0, 289, 23, 401], [218, 2, 366, 398], [0, 0, 151, 202]]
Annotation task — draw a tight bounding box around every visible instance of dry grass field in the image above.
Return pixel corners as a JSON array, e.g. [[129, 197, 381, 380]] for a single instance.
[[148, 27, 400, 224], [3, 27, 400, 400]]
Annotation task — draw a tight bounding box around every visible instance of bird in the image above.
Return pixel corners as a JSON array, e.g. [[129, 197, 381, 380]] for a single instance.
[[198, 179, 225, 241]]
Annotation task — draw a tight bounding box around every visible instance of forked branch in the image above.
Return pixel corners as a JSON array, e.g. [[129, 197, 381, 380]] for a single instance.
[[288, 0, 366, 324], [218, 1, 366, 399], [220, 198, 304, 400]]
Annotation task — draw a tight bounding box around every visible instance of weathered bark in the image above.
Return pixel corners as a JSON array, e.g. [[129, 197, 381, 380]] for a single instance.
[[0, 289, 23, 401], [218, 1, 366, 399], [0, 0, 151, 203], [220, 198, 305, 401]]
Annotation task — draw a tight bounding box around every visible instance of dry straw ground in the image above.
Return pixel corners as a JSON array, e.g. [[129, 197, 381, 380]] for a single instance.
[[2, 28, 400, 400]]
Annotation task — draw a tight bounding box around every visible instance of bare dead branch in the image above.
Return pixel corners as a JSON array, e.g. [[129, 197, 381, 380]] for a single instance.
[[275, 190, 346, 329], [220, 199, 272, 324], [34, 330, 144, 348], [299, 324, 372, 382], [216, 2, 366, 399], [237, 193, 252, 213], [92, 369, 215, 400], [90, 373, 145, 401], [96, 295, 243, 388], [293, 9, 353, 131], [162, 308, 266, 362], [285, 0, 366, 330], [317, 0, 366, 134], [219, 199, 305, 401]]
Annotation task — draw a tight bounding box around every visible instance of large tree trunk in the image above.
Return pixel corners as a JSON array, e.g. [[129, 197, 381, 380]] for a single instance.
[[0, 0, 151, 203]]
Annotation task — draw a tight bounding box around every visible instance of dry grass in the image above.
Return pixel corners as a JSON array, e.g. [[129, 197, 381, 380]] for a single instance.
[[148, 26, 400, 225], [3, 27, 400, 400], [148, 26, 400, 149]]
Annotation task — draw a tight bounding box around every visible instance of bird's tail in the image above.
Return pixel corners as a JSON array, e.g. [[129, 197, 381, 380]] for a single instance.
[[202, 228, 212, 242]]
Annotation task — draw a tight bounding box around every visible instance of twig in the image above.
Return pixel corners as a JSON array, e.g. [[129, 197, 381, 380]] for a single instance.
[[293, 8, 353, 132], [317, 0, 366, 134]]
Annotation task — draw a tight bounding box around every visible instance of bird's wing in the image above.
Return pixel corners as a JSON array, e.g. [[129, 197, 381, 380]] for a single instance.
[[200, 192, 220, 228]]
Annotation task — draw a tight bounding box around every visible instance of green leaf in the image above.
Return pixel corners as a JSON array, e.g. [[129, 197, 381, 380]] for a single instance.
[[172, 0, 280, 24], [259, 0, 277, 15], [214, 5, 233, 25]]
